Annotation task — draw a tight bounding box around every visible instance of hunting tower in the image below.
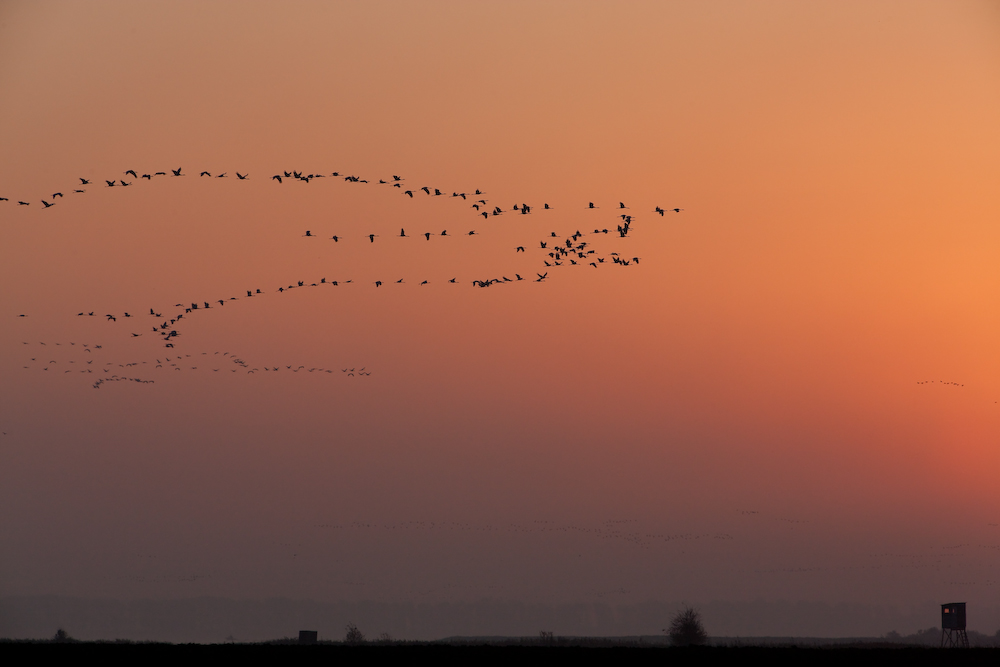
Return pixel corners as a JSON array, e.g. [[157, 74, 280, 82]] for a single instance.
[[940, 602, 968, 648]]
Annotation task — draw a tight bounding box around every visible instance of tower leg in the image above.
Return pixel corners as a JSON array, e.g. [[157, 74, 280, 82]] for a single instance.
[[941, 628, 970, 648]]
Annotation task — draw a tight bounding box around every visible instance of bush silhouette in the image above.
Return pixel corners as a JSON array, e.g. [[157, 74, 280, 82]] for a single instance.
[[344, 622, 365, 644], [667, 607, 707, 646]]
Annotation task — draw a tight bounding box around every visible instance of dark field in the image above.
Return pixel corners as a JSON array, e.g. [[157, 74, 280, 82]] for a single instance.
[[3, 641, 998, 666]]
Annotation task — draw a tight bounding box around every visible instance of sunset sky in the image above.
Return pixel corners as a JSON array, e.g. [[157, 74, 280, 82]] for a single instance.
[[1, 1, 999, 640]]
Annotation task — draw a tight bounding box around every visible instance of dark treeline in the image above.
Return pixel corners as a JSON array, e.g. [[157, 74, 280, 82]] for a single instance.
[[4, 597, 1000, 645]]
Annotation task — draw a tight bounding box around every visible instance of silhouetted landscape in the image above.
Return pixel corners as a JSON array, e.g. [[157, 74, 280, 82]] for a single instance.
[[3, 631, 1000, 666], [3, 597, 1000, 646]]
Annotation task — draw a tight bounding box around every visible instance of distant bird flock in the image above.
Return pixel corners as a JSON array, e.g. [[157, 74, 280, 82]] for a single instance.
[[7, 163, 689, 387], [18, 340, 373, 389]]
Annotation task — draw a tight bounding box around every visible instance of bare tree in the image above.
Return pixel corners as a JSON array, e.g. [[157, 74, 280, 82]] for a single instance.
[[667, 606, 708, 646]]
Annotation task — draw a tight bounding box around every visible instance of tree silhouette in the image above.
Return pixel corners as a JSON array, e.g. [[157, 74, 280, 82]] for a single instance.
[[667, 606, 707, 646], [344, 622, 365, 644]]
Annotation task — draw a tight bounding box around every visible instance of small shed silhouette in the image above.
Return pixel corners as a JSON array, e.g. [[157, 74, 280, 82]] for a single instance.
[[940, 603, 968, 648], [298, 630, 318, 644]]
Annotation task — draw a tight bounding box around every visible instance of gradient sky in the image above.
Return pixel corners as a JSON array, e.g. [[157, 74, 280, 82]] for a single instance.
[[1, 1, 999, 637]]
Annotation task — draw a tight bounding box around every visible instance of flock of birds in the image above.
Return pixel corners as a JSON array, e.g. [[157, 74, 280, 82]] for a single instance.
[[1, 167, 183, 207], [1, 165, 681, 230], [18, 341, 373, 389], [8, 165, 686, 368], [6, 166, 675, 283]]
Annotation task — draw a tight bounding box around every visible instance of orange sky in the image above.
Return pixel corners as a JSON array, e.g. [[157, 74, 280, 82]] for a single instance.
[[1, 1, 999, 637]]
